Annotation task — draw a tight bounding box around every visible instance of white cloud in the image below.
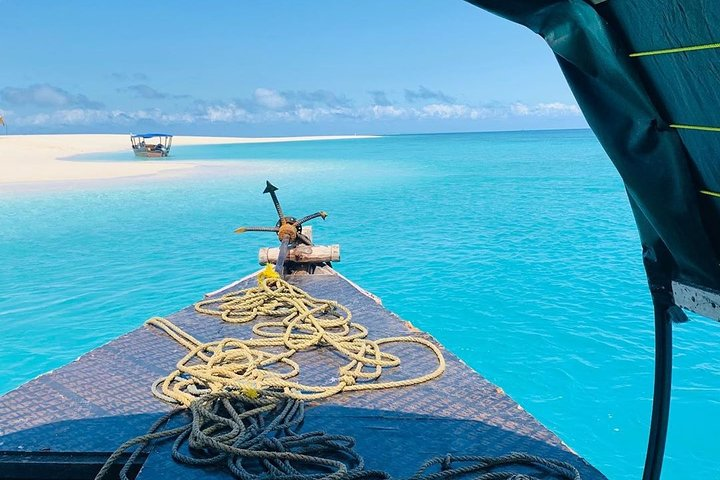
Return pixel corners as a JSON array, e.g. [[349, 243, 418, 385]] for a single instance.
[[417, 101, 581, 120], [511, 102, 581, 116], [294, 107, 318, 122], [369, 105, 406, 119], [421, 104, 470, 119], [201, 103, 252, 122], [122, 84, 190, 100], [1, 84, 103, 109], [13, 108, 196, 126], [510, 103, 530, 116], [278, 106, 357, 123], [133, 109, 196, 123], [368, 90, 392, 107], [405, 86, 455, 104], [17, 109, 118, 126], [5, 81, 582, 129], [419, 103, 501, 120], [253, 88, 287, 110], [280, 90, 352, 108]]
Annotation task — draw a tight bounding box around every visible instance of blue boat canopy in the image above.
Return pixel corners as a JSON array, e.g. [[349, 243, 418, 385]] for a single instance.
[[131, 133, 173, 138]]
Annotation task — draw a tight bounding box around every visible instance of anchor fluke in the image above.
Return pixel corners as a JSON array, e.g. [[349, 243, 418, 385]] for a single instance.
[[263, 181, 278, 194], [234, 226, 280, 234], [295, 211, 328, 226], [263, 180, 285, 222]]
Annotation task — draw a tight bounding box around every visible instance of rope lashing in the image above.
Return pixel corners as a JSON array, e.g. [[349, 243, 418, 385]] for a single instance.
[[95, 391, 388, 480], [148, 276, 445, 406], [629, 42, 720, 57]]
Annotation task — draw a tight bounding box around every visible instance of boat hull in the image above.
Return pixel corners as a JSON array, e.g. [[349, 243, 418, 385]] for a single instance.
[[0, 270, 606, 479], [133, 149, 168, 158]]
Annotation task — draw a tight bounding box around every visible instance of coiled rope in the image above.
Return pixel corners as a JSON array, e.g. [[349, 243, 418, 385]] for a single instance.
[[95, 390, 579, 480], [409, 452, 580, 480], [148, 276, 445, 406], [96, 272, 580, 480], [94, 390, 388, 480]]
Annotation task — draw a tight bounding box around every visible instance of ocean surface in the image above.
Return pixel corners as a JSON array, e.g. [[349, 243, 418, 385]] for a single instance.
[[1, 130, 719, 479]]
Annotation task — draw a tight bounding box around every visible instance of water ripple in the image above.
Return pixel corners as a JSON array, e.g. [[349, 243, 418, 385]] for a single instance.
[[1, 131, 719, 479]]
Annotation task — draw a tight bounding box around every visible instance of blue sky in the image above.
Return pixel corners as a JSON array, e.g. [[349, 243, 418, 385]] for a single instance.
[[0, 1, 587, 135]]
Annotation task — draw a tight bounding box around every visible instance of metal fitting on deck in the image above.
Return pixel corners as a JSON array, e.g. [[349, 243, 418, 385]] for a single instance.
[[278, 223, 298, 242]]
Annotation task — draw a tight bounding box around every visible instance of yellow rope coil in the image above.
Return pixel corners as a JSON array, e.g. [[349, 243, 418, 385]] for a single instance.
[[147, 277, 445, 406]]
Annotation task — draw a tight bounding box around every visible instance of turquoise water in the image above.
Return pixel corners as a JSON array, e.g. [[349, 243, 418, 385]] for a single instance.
[[2, 130, 719, 479]]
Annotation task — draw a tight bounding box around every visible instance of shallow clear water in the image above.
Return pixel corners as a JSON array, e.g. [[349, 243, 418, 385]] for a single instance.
[[1, 130, 719, 479]]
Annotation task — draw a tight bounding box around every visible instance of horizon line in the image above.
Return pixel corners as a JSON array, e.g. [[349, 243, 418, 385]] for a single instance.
[[2, 126, 593, 138]]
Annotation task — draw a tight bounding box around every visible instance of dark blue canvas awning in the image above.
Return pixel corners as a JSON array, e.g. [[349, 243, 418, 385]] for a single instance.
[[462, 1, 720, 478], [464, 0, 720, 301]]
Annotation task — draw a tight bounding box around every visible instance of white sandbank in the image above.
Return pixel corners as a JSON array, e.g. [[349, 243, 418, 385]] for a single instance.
[[0, 134, 375, 186]]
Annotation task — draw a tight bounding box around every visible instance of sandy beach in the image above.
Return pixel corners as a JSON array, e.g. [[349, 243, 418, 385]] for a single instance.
[[0, 134, 374, 186]]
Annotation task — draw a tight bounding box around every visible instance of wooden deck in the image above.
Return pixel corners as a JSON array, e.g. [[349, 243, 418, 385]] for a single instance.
[[0, 270, 606, 479]]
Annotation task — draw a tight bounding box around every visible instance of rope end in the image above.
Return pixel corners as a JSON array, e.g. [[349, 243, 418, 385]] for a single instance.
[[242, 387, 260, 399], [258, 263, 281, 284]]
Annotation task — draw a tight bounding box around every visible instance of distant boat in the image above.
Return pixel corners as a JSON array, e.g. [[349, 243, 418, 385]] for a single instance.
[[130, 133, 173, 157]]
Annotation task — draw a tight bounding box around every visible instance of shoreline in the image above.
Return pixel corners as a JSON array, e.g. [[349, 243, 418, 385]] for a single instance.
[[0, 134, 377, 189]]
